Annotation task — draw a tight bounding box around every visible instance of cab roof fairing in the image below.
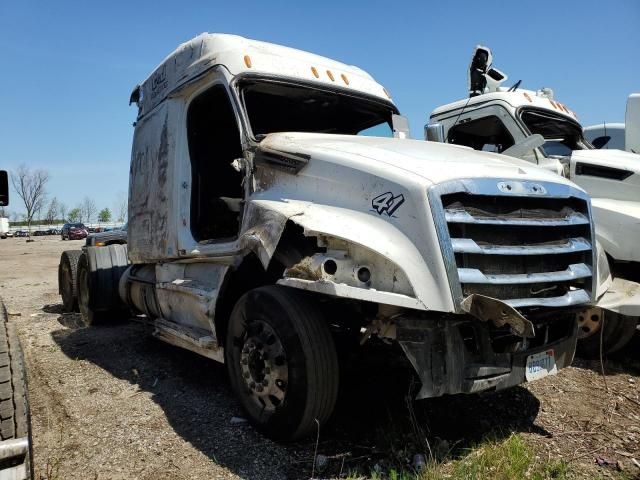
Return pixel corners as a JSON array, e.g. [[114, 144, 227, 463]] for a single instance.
[[130, 33, 393, 118], [430, 90, 579, 122]]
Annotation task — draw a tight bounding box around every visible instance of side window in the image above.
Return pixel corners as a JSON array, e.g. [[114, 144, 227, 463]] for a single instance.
[[448, 115, 515, 153], [187, 84, 243, 242]]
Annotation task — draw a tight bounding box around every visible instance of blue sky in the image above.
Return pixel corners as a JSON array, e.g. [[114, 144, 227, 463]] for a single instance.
[[1, 0, 638, 217]]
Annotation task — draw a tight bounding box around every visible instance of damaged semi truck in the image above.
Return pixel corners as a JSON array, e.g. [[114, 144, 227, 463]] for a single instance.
[[426, 46, 640, 357], [63, 34, 602, 440]]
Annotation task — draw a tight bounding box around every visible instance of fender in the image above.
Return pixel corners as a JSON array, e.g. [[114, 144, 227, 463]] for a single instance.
[[239, 198, 455, 312]]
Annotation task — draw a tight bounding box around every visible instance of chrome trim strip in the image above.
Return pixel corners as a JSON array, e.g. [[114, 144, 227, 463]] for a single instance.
[[505, 289, 591, 308], [444, 209, 590, 226], [451, 237, 592, 255], [458, 263, 592, 285]]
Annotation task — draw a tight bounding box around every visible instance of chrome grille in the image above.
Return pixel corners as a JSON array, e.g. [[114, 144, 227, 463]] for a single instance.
[[429, 179, 596, 309]]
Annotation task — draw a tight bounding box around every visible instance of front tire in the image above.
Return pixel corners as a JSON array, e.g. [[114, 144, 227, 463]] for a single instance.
[[225, 286, 339, 441]]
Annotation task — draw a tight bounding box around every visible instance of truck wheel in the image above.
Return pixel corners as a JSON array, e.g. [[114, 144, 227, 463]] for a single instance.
[[77, 245, 130, 326], [225, 286, 339, 441], [577, 308, 638, 357], [58, 250, 82, 313], [0, 302, 34, 480]]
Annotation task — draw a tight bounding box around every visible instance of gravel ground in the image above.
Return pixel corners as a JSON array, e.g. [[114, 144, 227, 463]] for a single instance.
[[0, 236, 638, 479]]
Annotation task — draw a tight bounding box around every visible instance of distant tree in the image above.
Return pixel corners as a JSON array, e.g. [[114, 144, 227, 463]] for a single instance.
[[46, 197, 59, 225], [98, 207, 112, 223], [81, 197, 97, 225], [10, 212, 20, 222], [11, 165, 50, 235], [59, 202, 67, 223], [0, 206, 6, 217], [68, 208, 81, 223], [115, 191, 127, 223]]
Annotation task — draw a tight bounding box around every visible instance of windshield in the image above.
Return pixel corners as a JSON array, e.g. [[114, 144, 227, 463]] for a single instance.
[[238, 78, 397, 139], [520, 108, 592, 157]]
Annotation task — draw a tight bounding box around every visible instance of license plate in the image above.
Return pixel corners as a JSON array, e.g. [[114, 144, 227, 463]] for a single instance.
[[525, 349, 558, 382]]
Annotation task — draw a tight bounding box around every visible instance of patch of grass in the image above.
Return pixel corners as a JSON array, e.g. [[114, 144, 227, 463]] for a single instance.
[[424, 434, 569, 480], [352, 434, 571, 480]]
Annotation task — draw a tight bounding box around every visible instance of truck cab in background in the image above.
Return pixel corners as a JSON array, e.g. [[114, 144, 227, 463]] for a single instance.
[[426, 46, 640, 355], [583, 93, 640, 153], [0, 171, 8, 239]]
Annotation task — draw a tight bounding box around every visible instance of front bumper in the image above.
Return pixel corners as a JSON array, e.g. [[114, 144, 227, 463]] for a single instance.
[[397, 312, 577, 399]]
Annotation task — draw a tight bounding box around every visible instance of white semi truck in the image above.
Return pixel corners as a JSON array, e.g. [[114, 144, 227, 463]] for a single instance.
[[426, 46, 640, 356], [61, 34, 605, 440]]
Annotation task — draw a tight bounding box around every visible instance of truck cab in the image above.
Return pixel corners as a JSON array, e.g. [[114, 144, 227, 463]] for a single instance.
[[68, 34, 601, 440], [427, 46, 640, 355]]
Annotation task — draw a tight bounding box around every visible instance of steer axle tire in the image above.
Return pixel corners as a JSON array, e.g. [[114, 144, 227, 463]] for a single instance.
[[58, 250, 82, 313], [226, 286, 339, 441], [0, 301, 34, 480], [77, 245, 130, 326]]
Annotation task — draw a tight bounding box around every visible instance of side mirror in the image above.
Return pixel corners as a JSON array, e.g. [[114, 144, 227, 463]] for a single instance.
[[591, 136, 611, 149], [392, 114, 411, 139], [425, 123, 446, 143], [501, 134, 545, 159], [0, 171, 8, 207]]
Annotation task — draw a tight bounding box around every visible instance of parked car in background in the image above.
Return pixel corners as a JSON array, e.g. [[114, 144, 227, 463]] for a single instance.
[[14, 230, 29, 237], [85, 223, 127, 247], [61, 223, 88, 240]]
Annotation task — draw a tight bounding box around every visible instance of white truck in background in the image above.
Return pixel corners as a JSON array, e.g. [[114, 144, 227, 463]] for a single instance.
[[583, 93, 640, 152], [0, 217, 9, 239], [426, 46, 640, 356]]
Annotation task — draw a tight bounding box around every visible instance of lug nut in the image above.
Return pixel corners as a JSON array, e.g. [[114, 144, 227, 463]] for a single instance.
[[256, 385, 264, 392], [262, 379, 269, 386]]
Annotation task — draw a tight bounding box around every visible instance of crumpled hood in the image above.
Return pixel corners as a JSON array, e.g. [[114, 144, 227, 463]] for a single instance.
[[260, 132, 578, 187], [571, 148, 640, 172]]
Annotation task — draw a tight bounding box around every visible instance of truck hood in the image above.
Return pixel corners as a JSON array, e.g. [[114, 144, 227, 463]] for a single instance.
[[571, 148, 640, 171], [261, 132, 576, 187]]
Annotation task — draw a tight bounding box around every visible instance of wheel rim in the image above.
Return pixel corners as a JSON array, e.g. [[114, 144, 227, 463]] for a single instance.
[[238, 320, 288, 412], [577, 307, 602, 339]]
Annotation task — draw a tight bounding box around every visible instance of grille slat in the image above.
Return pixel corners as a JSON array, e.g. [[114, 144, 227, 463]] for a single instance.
[[439, 189, 594, 307], [451, 237, 592, 255], [458, 263, 592, 284], [445, 209, 590, 226]]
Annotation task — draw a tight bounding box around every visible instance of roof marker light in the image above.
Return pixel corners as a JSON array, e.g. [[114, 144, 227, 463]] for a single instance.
[[311, 66, 319, 78], [341, 73, 349, 85], [244, 55, 252, 68], [326, 70, 335, 81], [523, 92, 532, 102]]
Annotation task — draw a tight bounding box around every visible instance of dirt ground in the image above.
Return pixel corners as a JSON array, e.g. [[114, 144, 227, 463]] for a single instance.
[[0, 236, 638, 480]]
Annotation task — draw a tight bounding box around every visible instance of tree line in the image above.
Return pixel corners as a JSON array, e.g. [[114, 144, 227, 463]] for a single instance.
[[1, 165, 127, 229]]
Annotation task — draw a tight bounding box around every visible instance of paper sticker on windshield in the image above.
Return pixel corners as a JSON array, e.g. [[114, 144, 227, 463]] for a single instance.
[[371, 192, 405, 216]]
